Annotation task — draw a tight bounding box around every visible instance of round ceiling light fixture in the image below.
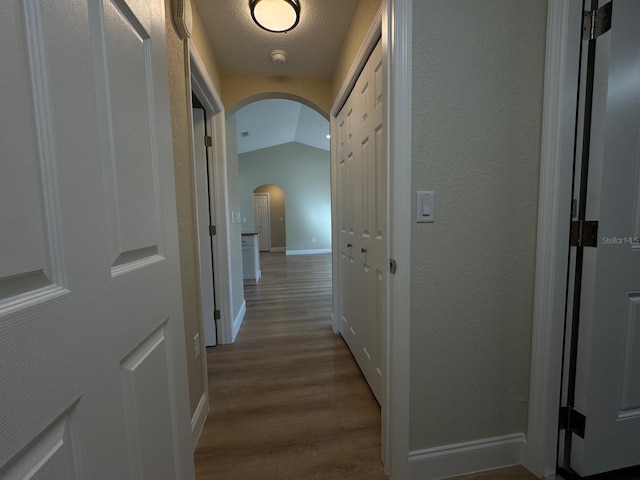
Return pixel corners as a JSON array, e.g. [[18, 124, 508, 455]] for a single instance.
[[250, 0, 300, 33]]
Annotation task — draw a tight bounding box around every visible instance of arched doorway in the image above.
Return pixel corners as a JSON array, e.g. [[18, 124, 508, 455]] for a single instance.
[[233, 98, 332, 256]]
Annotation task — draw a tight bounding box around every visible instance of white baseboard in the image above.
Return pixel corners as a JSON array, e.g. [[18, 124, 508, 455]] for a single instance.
[[191, 393, 208, 450], [270, 247, 286, 252], [231, 299, 246, 342], [409, 433, 526, 480], [286, 249, 332, 256]]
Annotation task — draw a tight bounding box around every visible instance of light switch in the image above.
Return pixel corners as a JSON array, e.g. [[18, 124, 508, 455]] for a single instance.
[[416, 191, 435, 223]]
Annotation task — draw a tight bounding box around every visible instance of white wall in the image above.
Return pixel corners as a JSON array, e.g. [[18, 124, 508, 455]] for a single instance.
[[409, 0, 547, 455], [225, 114, 245, 319], [238, 142, 332, 253]]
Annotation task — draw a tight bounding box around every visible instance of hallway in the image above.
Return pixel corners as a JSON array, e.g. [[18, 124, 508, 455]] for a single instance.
[[194, 253, 388, 479]]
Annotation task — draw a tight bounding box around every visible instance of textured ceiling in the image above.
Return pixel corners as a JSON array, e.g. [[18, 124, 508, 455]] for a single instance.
[[192, 0, 360, 77], [235, 99, 329, 154]]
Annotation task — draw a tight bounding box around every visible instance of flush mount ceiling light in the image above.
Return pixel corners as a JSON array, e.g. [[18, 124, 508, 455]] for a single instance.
[[250, 0, 300, 33]]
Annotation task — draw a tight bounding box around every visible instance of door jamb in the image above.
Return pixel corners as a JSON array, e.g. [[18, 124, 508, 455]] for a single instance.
[[385, 0, 412, 476], [190, 103, 216, 347], [187, 41, 235, 346], [525, 1, 583, 477]]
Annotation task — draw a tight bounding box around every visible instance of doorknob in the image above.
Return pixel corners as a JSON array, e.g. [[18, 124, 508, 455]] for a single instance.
[[361, 248, 367, 253], [347, 243, 352, 248]]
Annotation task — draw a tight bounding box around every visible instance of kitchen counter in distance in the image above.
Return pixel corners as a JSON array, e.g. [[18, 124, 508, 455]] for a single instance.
[[241, 233, 261, 284]]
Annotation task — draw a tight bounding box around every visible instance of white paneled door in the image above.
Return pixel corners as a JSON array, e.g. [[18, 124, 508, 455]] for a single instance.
[[566, 1, 640, 475], [0, 0, 194, 478], [254, 193, 271, 252], [336, 40, 385, 403]]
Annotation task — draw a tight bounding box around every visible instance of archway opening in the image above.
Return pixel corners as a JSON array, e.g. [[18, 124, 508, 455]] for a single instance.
[[233, 98, 332, 256]]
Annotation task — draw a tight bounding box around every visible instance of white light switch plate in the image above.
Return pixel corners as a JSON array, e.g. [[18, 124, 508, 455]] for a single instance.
[[417, 191, 435, 223]]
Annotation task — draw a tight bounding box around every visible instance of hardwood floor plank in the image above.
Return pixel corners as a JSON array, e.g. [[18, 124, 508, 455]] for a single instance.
[[194, 253, 388, 480], [447, 466, 538, 480]]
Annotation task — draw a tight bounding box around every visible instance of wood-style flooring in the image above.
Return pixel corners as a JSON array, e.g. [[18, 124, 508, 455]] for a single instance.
[[194, 253, 388, 480], [449, 466, 538, 480], [193, 252, 540, 480]]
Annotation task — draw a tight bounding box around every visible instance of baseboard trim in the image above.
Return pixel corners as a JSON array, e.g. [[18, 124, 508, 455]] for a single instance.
[[270, 247, 286, 252], [191, 393, 208, 450], [409, 433, 526, 480], [285, 249, 332, 256], [231, 299, 246, 342]]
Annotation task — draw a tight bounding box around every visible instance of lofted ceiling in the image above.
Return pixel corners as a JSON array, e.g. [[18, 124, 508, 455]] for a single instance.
[[192, 0, 360, 78], [235, 99, 329, 154], [192, 0, 349, 153]]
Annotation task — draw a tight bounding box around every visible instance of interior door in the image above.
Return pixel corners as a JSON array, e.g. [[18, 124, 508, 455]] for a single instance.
[[336, 40, 385, 403], [192, 106, 217, 346], [254, 193, 271, 252], [355, 40, 385, 402], [0, 0, 195, 478], [564, 0, 640, 475], [337, 96, 358, 355]]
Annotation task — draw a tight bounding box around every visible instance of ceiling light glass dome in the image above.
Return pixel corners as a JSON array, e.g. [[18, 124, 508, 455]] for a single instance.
[[250, 0, 300, 33]]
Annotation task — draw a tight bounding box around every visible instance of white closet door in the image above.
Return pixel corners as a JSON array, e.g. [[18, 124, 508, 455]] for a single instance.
[[369, 43, 386, 401], [0, 0, 194, 478], [337, 40, 385, 403], [338, 98, 358, 353], [568, 1, 640, 475]]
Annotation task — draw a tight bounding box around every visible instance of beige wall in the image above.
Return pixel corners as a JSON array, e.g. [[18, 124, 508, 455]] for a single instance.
[[409, 0, 547, 451], [191, 5, 222, 93], [239, 143, 332, 252], [164, 0, 203, 416], [221, 73, 332, 115], [331, 0, 381, 102], [254, 185, 286, 248]]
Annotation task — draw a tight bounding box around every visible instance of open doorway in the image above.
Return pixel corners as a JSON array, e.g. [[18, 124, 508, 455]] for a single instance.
[[235, 99, 332, 257]]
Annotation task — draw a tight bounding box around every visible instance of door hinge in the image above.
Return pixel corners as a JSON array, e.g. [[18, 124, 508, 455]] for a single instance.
[[559, 406, 586, 438], [570, 220, 598, 247], [204, 135, 213, 147], [214, 309, 221, 320], [583, 2, 612, 41], [389, 258, 397, 275], [209, 225, 216, 236]]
